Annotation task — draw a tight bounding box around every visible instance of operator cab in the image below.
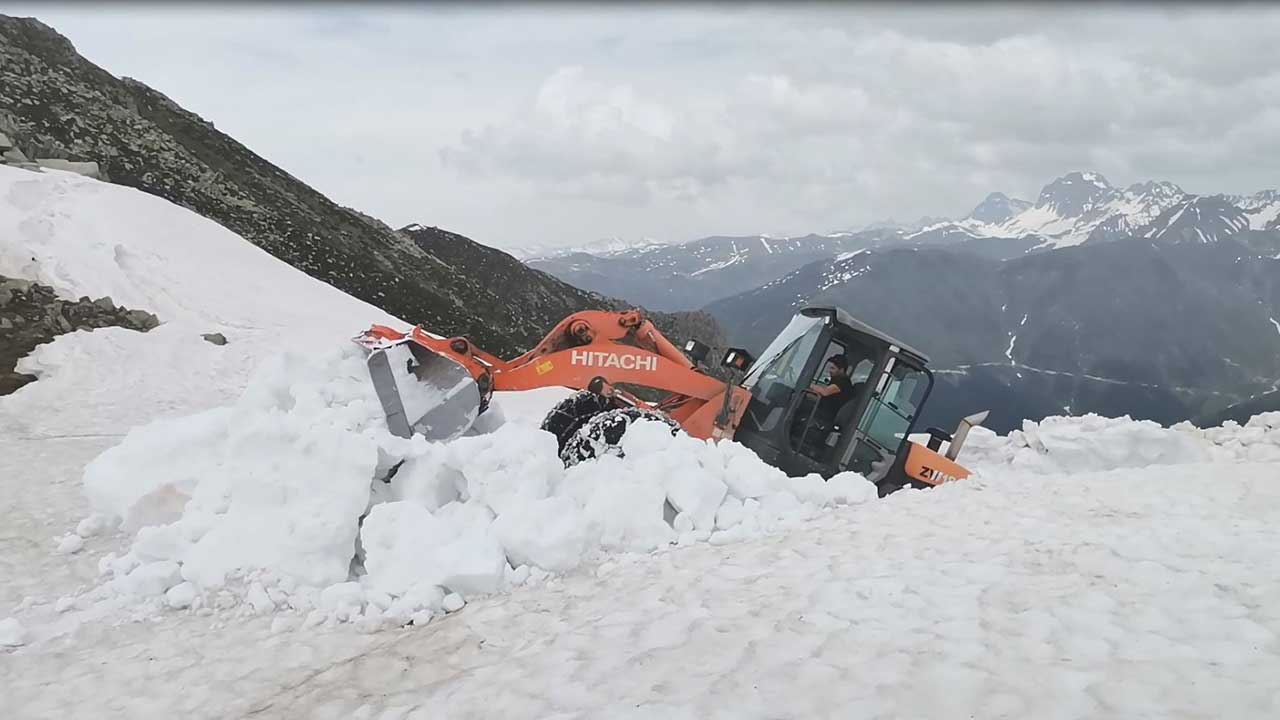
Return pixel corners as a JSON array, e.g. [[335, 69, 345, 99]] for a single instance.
[[732, 307, 934, 493]]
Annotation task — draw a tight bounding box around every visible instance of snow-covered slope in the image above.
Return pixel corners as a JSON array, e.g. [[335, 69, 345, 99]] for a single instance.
[[0, 168, 399, 334], [1139, 195, 1251, 243]]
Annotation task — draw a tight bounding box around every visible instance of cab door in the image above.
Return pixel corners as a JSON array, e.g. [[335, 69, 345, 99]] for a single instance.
[[833, 353, 933, 485]]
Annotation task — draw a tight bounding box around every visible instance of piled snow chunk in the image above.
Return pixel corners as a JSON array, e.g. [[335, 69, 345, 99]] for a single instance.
[[360, 501, 507, 599], [83, 408, 233, 529], [0, 617, 27, 647], [960, 414, 1212, 474], [111, 561, 182, 598], [1182, 412, 1280, 464], [76, 343, 879, 622], [955, 411, 1280, 476], [165, 582, 198, 610], [88, 343, 398, 598], [54, 533, 84, 555], [492, 496, 590, 572]]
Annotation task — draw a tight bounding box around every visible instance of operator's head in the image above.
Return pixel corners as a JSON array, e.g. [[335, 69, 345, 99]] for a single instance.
[[826, 354, 849, 380]]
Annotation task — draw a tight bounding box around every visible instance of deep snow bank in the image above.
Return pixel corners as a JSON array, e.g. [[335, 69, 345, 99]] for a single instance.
[[73, 344, 875, 627], [959, 412, 1280, 474]]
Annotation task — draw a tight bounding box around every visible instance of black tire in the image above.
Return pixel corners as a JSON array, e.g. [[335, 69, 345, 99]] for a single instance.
[[560, 407, 680, 466], [540, 390, 616, 453]]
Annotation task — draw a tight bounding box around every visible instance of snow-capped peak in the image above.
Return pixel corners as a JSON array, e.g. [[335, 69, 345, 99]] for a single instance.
[[908, 171, 1227, 250], [1125, 180, 1185, 199], [968, 192, 1033, 225], [1035, 171, 1117, 217]]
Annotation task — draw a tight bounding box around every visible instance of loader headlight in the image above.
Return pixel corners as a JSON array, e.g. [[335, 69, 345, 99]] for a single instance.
[[683, 338, 711, 365], [721, 347, 755, 372]]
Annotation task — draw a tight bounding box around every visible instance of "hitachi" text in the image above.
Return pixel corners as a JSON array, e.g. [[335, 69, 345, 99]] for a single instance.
[[570, 350, 658, 372]]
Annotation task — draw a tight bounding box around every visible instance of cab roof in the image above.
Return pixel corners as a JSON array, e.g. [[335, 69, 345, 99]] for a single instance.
[[800, 306, 930, 365]]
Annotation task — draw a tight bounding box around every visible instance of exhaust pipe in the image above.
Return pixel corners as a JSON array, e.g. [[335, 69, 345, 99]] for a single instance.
[[945, 410, 990, 461]]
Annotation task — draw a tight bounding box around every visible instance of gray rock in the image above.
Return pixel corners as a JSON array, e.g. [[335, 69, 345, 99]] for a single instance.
[[2, 146, 30, 164], [123, 309, 159, 330], [201, 332, 228, 346], [92, 296, 115, 312], [0, 278, 32, 295], [0, 317, 12, 330], [34, 158, 101, 179]]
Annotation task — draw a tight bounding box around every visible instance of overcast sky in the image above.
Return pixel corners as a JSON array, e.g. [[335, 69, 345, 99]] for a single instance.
[[7, 3, 1280, 252]]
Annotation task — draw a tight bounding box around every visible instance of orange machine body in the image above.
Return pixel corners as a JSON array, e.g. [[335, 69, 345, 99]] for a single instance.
[[902, 442, 973, 487], [359, 310, 751, 441]]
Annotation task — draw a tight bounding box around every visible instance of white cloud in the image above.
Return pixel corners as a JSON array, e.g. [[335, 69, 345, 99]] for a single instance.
[[7, 3, 1280, 249]]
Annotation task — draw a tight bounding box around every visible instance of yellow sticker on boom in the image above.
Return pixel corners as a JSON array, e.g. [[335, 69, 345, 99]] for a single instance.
[[535, 360, 554, 376]]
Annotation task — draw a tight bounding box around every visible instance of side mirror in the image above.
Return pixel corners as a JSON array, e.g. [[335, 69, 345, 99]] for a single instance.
[[683, 338, 711, 365], [721, 347, 755, 372]]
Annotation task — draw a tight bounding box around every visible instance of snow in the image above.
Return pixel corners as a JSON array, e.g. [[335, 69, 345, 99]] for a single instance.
[[5, 166, 1280, 717], [931, 176, 1192, 249], [11, 455, 1280, 717], [689, 253, 744, 277], [0, 169, 399, 334], [1247, 201, 1280, 230], [1, 183, 877, 628], [954, 413, 1280, 474], [1271, 317, 1280, 337], [0, 617, 27, 647], [54, 534, 83, 555]]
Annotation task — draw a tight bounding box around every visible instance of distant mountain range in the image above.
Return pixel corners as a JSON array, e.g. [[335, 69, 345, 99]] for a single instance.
[[913, 171, 1280, 250], [530, 171, 1280, 432]]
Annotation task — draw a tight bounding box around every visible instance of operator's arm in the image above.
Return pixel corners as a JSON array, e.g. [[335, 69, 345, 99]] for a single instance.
[[809, 382, 842, 397]]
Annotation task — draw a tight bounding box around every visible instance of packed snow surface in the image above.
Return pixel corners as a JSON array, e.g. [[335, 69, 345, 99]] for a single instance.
[[5, 166, 1280, 718]]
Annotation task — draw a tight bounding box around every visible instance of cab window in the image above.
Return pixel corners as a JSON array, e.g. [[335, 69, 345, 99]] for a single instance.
[[740, 318, 825, 431], [842, 357, 930, 478]]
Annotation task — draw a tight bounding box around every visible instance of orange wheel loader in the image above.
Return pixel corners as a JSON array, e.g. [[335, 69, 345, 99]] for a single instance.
[[354, 307, 988, 497]]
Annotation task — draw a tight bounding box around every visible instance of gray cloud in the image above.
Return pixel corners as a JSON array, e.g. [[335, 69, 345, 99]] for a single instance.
[[6, 3, 1280, 250]]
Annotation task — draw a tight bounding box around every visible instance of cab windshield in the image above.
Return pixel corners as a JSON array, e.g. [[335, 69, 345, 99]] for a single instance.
[[742, 314, 824, 390]]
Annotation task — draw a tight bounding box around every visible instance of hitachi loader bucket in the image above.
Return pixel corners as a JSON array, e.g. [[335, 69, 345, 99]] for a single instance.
[[361, 339, 482, 441]]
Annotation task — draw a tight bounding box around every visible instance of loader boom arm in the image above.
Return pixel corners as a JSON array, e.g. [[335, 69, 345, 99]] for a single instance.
[[358, 309, 751, 440]]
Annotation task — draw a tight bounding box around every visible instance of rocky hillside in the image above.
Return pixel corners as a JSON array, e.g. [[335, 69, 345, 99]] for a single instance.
[[0, 15, 717, 359], [0, 275, 159, 394]]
